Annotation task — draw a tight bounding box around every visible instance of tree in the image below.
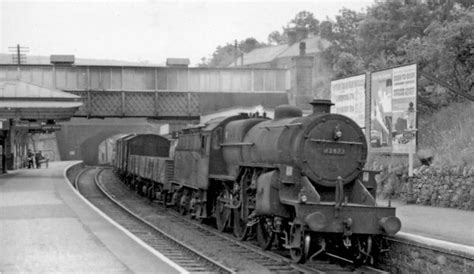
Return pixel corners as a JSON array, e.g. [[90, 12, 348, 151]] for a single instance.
[[201, 43, 235, 67], [333, 52, 365, 78], [319, 20, 333, 40], [199, 38, 265, 67], [319, 1, 472, 108], [357, 1, 433, 67], [319, 8, 365, 77], [403, 8, 474, 102], [267, 10, 321, 45], [267, 30, 287, 45], [239, 38, 262, 53], [291, 11, 320, 35]]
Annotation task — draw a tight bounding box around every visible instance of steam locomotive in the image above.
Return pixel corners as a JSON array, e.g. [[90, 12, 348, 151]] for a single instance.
[[114, 99, 401, 264]]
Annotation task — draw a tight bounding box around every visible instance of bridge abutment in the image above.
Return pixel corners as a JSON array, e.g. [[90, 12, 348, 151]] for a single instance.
[[56, 118, 192, 164]]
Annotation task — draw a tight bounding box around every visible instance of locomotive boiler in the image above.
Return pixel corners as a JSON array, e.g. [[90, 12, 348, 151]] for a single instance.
[[115, 99, 401, 265]]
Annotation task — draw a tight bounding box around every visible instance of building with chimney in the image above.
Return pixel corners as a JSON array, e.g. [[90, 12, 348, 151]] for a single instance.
[[229, 27, 332, 101]]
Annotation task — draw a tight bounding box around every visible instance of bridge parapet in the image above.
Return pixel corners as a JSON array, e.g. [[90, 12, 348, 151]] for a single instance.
[[0, 65, 289, 118], [0, 65, 288, 93]]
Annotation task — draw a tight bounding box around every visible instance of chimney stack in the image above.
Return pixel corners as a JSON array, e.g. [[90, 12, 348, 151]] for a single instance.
[[166, 58, 190, 67], [50, 55, 75, 65], [295, 27, 309, 42], [287, 29, 297, 45], [299, 42, 306, 56]]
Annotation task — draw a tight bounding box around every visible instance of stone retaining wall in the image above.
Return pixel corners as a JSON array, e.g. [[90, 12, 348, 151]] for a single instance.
[[65, 162, 85, 185], [376, 233, 474, 273], [410, 166, 474, 210], [373, 164, 474, 211]]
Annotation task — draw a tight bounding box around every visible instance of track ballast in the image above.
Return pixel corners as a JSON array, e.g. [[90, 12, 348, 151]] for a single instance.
[[76, 166, 388, 273], [75, 167, 232, 273]]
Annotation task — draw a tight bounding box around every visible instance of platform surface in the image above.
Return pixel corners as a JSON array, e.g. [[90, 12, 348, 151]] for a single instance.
[[0, 161, 182, 273], [378, 198, 474, 246]]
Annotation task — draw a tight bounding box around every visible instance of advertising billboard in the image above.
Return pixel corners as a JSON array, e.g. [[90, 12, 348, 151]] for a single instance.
[[370, 64, 417, 153], [330, 74, 366, 128]]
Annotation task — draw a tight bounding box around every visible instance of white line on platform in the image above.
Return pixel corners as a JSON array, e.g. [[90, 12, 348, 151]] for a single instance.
[[63, 162, 189, 274], [395, 232, 474, 258]]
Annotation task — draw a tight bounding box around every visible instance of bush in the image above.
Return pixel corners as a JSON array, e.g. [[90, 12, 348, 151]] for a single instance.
[[418, 102, 474, 167]]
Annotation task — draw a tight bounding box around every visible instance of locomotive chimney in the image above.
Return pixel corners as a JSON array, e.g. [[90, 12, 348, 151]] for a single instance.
[[310, 99, 333, 115]]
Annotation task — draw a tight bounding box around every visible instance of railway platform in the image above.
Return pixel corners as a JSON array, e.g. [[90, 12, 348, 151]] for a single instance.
[[377, 198, 474, 247], [0, 161, 185, 273]]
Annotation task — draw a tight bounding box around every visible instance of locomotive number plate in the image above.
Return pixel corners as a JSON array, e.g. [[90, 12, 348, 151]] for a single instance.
[[323, 147, 345, 155]]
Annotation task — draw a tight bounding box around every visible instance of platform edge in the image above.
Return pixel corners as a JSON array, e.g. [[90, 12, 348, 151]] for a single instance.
[[63, 162, 189, 274]]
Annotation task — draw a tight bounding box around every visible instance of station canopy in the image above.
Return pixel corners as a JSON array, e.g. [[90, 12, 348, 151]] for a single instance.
[[0, 80, 82, 120]]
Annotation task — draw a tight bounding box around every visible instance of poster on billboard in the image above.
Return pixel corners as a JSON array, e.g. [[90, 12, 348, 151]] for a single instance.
[[370, 64, 417, 154], [330, 74, 366, 128]]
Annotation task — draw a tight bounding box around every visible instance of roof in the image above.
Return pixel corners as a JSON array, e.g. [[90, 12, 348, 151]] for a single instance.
[[228, 36, 329, 67], [0, 53, 163, 67], [166, 58, 190, 66], [50, 55, 75, 64], [0, 80, 80, 99], [0, 80, 82, 120], [229, 44, 288, 67], [277, 36, 330, 58], [0, 101, 82, 108]]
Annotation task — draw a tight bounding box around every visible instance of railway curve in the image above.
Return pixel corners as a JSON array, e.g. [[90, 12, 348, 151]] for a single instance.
[[80, 165, 388, 273], [75, 166, 232, 273]]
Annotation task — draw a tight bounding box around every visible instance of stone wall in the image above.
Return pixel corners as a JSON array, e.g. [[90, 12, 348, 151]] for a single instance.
[[65, 161, 85, 186], [376, 234, 474, 273], [57, 118, 172, 164], [410, 165, 474, 210], [32, 133, 60, 161], [369, 156, 474, 211]]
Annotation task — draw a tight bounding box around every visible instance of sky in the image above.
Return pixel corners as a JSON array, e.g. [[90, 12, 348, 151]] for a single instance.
[[0, 0, 374, 66]]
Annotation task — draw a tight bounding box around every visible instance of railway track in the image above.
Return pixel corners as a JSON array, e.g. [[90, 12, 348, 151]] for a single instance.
[[75, 167, 232, 273], [95, 166, 388, 273]]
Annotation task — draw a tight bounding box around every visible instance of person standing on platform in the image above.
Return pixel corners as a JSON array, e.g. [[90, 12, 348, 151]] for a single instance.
[[35, 151, 42, 168], [27, 149, 35, 169]]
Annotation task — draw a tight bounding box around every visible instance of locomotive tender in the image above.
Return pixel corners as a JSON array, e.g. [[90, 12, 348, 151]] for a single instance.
[[114, 99, 401, 264]]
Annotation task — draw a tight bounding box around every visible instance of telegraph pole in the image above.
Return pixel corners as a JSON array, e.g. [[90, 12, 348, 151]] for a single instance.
[[8, 44, 29, 65], [234, 40, 238, 67]]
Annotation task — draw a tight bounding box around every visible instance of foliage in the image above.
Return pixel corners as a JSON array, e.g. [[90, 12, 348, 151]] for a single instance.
[[199, 38, 265, 67], [332, 52, 364, 78], [267, 30, 287, 45], [404, 8, 474, 99], [292, 10, 320, 35], [320, 2, 473, 107], [358, 2, 433, 67], [418, 102, 474, 167], [267, 11, 320, 45], [318, 8, 365, 77]]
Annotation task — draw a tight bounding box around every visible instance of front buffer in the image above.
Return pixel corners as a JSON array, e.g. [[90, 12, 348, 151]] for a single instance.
[[255, 169, 401, 264], [297, 202, 401, 236]]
